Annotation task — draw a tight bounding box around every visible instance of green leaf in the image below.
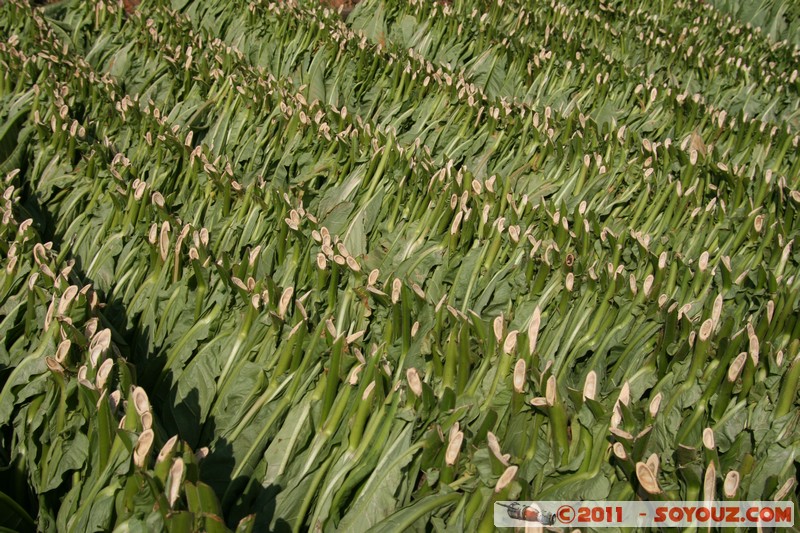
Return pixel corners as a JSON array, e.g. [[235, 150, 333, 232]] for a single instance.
[[364, 490, 461, 533], [338, 426, 417, 531], [42, 433, 90, 492]]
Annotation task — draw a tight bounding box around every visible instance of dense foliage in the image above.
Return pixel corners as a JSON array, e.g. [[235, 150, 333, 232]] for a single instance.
[[0, 0, 798, 531], [707, 0, 800, 47]]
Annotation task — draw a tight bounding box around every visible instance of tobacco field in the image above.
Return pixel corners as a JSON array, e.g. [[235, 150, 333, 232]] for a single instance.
[[0, 0, 799, 530]]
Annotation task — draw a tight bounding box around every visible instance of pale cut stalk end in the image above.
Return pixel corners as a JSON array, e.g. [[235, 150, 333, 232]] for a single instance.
[[58, 285, 78, 315], [773, 477, 796, 501], [636, 461, 662, 494], [346, 330, 365, 345], [704, 462, 717, 503], [487, 431, 501, 456], [411, 284, 425, 300], [612, 442, 627, 460], [368, 269, 380, 286], [618, 382, 630, 406], [132, 386, 151, 417], [195, 447, 209, 462], [140, 411, 153, 431], [643, 275, 654, 296], [449, 422, 460, 442], [646, 453, 659, 477], [159, 222, 170, 261], [46, 357, 64, 375], [545, 375, 556, 406], [134, 429, 154, 468], [493, 315, 504, 344], [724, 471, 740, 498], [728, 352, 747, 381], [503, 330, 518, 354], [406, 368, 423, 397], [109, 390, 122, 413], [325, 318, 337, 338], [487, 432, 510, 466], [157, 435, 179, 464], [513, 359, 526, 393], [55, 339, 71, 363], [96, 358, 113, 390], [494, 465, 518, 492], [89, 328, 112, 367], [528, 306, 541, 353], [167, 458, 185, 508], [278, 287, 294, 319], [450, 211, 463, 235], [445, 431, 463, 466], [748, 331, 760, 365], [702, 427, 715, 450], [77, 365, 94, 388], [698, 251, 709, 271], [712, 294, 723, 329], [362, 380, 376, 400], [699, 319, 713, 341], [649, 393, 662, 418], [348, 364, 363, 385], [754, 214, 764, 232], [583, 371, 597, 401], [346, 256, 360, 272], [611, 404, 622, 428]]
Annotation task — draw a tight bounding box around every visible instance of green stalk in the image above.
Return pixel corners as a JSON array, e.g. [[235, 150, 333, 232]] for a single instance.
[[687, 319, 714, 388], [456, 324, 471, 394], [216, 303, 257, 391], [466, 340, 495, 397], [348, 382, 374, 451], [369, 492, 461, 533], [327, 261, 339, 311], [275, 320, 304, 376], [322, 335, 345, 423], [292, 454, 337, 533], [442, 329, 459, 391], [738, 355, 757, 401], [776, 355, 800, 417], [482, 343, 513, 411], [549, 402, 570, 466]]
